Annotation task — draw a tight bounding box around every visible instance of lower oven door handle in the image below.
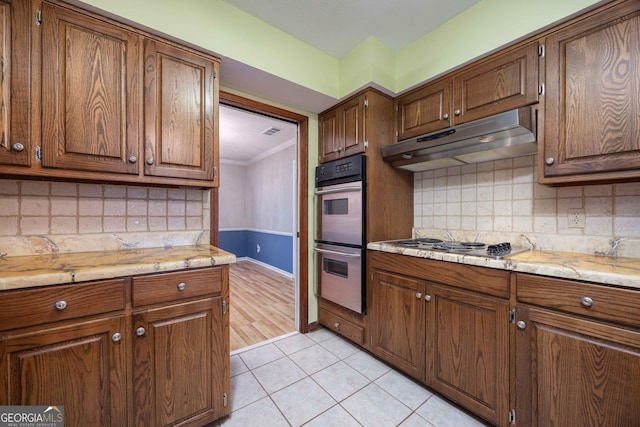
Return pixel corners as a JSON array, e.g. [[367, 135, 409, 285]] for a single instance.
[[313, 247, 361, 258], [314, 186, 362, 196]]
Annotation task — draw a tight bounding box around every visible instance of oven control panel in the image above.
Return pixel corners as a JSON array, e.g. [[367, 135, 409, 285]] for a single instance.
[[315, 155, 366, 186]]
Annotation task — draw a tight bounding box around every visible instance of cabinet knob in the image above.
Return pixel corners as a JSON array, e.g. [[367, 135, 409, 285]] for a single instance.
[[545, 157, 555, 165], [516, 320, 526, 330], [11, 143, 25, 152], [454, 109, 461, 116], [112, 332, 122, 342], [136, 327, 146, 337], [128, 155, 137, 163], [334, 322, 340, 329], [425, 295, 431, 302], [580, 296, 593, 308], [442, 113, 449, 120], [54, 300, 67, 311], [146, 157, 154, 165], [177, 282, 186, 291], [415, 292, 422, 299]]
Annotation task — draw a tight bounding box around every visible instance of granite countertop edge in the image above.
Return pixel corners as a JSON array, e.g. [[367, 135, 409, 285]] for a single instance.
[[0, 245, 236, 291], [367, 242, 640, 290]]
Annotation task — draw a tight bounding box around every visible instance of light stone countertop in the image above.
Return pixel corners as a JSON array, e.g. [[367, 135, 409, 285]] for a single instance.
[[0, 245, 236, 291], [367, 242, 640, 289]]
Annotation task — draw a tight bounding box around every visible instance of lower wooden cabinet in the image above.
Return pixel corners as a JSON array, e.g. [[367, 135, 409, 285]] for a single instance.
[[427, 285, 509, 425], [369, 252, 510, 426], [514, 305, 640, 426], [133, 298, 227, 426], [0, 266, 229, 427], [0, 316, 127, 426], [370, 270, 426, 381], [515, 272, 640, 426], [368, 252, 640, 427]]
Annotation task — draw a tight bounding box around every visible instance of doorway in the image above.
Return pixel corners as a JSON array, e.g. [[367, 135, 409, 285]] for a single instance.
[[212, 91, 309, 351]]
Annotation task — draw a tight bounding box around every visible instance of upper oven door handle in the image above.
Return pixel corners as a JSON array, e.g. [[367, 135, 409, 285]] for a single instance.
[[313, 247, 361, 258], [314, 186, 362, 196]]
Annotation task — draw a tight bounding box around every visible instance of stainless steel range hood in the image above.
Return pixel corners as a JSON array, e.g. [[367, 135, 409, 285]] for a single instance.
[[382, 107, 537, 172]]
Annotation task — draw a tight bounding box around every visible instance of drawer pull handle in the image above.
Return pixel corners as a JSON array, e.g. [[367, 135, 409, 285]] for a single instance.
[[581, 296, 593, 308], [136, 327, 146, 337], [425, 295, 431, 302], [334, 322, 340, 329], [54, 300, 67, 311], [517, 320, 526, 330], [177, 282, 186, 291], [415, 292, 422, 299], [112, 333, 122, 342]]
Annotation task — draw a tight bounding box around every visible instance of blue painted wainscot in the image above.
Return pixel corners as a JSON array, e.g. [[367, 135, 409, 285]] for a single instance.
[[219, 229, 293, 275]]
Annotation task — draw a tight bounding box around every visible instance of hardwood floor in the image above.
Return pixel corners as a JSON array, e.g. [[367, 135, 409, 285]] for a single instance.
[[229, 260, 295, 351]]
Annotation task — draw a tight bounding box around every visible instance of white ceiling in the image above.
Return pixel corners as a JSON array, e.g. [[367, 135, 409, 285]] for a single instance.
[[220, 105, 297, 164], [219, 0, 481, 162]]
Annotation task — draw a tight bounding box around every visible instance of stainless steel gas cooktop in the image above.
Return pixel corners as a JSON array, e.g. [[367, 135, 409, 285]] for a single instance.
[[380, 238, 529, 260]]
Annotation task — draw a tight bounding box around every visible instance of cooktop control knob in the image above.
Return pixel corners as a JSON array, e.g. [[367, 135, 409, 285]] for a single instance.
[[487, 242, 511, 256]]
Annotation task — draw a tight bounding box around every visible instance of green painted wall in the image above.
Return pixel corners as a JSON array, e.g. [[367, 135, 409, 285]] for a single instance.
[[78, 0, 602, 98], [395, 0, 603, 93]]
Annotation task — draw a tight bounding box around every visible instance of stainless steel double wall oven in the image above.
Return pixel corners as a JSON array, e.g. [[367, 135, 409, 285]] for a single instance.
[[314, 155, 366, 314]]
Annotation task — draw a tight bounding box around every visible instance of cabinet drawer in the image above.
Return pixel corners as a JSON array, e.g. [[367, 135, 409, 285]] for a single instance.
[[0, 279, 126, 331], [132, 267, 222, 307], [318, 309, 364, 346], [516, 273, 640, 328]]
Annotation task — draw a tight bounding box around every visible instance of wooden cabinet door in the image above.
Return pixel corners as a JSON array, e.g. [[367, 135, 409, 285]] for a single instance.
[[318, 107, 339, 163], [41, 2, 140, 174], [0, 0, 31, 167], [426, 285, 509, 427], [542, 2, 640, 182], [340, 94, 366, 158], [370, 270, 426, 381], [133, 298, 227, 426], [396, 79, 452, 141], [144, 39, 218, 182], [0, 316, 127, 427], [453, 42, 539, 125], [515, 305, 640, 426]]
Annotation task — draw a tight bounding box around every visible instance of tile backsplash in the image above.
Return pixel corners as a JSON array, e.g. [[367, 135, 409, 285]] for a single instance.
[[413, 155, 640, 258], [0, 180, 210, 257]]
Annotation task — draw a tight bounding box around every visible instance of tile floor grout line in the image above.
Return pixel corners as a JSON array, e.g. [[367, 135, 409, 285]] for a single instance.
[[225, 330, 490, 427]]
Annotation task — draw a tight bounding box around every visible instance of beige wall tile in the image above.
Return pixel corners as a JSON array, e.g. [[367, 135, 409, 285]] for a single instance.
[[51, 216, 78, 234], [21, 216, 49, 234]]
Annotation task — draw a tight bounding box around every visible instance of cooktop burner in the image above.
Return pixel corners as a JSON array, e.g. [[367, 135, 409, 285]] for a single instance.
[[381, 238, 528, 259]]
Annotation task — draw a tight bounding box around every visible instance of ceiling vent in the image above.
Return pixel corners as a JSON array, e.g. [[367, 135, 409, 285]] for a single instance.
[[262, 126, 282, 136]]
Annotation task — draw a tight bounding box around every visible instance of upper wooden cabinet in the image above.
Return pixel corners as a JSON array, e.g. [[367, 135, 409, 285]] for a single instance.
[[540, 0, 640, 184], [396, 42, 538, 140], [143, 39, 218, 183], [318, 93, 366, 163], [1, 0, 220, 187], [0, 0, 31, 167], [41, 2, 140, 175], [396, 42, 540, 141]]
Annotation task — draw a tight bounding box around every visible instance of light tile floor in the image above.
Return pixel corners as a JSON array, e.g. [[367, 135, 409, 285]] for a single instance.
[[215, 328, 491, 427]]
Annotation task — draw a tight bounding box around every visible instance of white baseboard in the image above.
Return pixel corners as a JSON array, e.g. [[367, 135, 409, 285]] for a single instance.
[[236, 257, 294, 279]]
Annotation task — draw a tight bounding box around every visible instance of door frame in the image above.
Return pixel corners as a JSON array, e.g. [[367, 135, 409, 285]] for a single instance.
[[211, 91, 309, 333]]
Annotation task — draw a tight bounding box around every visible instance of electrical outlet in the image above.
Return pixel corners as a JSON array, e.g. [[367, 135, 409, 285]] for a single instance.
[[567, 208, 585, 228]]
